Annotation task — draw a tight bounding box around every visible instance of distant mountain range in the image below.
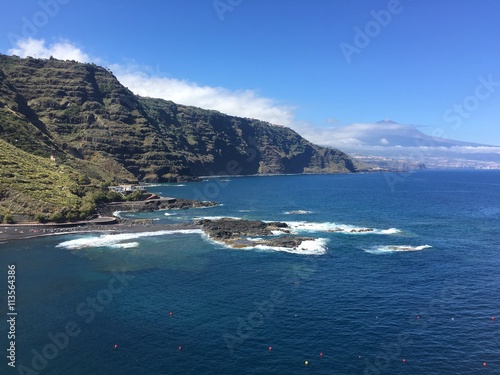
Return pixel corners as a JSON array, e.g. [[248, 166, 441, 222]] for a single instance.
[[338, 120, 494, 148], [303, 120, 500, 170]]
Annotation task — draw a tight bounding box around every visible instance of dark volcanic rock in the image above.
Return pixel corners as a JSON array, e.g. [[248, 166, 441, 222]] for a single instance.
[[262, 235, 312, 249], [166, 198, 218, 210], [196, 218, 289, 239], [197, 218, 316, 250], [99, 198, 217, 216]]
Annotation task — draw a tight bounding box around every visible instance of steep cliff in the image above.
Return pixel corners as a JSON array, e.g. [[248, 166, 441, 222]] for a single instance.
[[0, 54, 357, 182]]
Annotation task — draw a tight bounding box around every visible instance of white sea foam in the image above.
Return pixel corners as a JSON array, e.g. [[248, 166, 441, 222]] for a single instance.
[[201, 232, 327, 255], [111, 242, 140, 249], [364, 245, 432, 254], [253, 238, 328, 255], [296, 238, 329, 254], [193, 204, 221, 209], [195, 217, 401, 236], [285, 221, 401, 235], [284, 210, 313, 215], [164, 212, 177, 216], [379, 228, 402, 234], [56, 230, 203, 250], [195, 216, 242, 221]]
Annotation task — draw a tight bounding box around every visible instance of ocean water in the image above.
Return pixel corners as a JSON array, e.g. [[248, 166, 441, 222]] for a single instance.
[[1, 170, 499, 374]]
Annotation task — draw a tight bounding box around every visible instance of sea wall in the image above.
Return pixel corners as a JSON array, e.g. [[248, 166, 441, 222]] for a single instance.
[[98, 198, 217, 217]]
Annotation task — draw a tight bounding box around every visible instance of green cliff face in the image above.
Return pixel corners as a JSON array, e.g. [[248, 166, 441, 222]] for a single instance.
[[0, 54, 359, 218]]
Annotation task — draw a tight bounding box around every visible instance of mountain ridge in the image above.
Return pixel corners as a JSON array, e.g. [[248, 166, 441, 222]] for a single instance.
[[0, 54, 360, 181], [0, 54, 362, 220], [316, 120, 500, 170], [319, 120, 498, 149]]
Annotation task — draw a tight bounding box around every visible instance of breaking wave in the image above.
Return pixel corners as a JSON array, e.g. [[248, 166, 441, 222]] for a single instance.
[[201, 233, 328, 255], [284, 210, 313, 215], [252, 238, 328, 255], [56, 230, 203, 250], [111, 242, 140, 249], [284, 221, 402, 235], [364, 245, 432, 254], [195, 216, 242, 221]]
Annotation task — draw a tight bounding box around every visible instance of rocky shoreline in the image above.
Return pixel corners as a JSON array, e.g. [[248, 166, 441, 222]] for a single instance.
[[1, 198, 324, 253], [97, 198, 218, 217], [0, 198, 216, 244]]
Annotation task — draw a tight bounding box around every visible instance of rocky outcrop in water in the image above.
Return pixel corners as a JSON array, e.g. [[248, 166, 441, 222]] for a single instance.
[[196, 218, 315, 249]]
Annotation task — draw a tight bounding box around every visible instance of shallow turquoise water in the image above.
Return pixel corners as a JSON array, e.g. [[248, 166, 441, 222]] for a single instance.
[[1, 170, 499, 374]]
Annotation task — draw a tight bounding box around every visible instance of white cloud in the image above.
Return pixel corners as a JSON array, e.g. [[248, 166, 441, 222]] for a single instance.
[[299, 121, 500, 155], [112, 65, 295, 125], [449, 146, 500, 154], [7, 38, 295, 126], [8, 38, 94, 63]]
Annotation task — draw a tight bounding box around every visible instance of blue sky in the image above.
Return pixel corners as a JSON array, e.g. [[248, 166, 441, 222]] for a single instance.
[[1, 0, 500, 146]]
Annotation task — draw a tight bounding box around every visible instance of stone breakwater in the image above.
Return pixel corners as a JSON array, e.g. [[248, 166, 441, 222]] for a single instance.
[[196, 218, 316, 250], [98, 198, 218, 217]]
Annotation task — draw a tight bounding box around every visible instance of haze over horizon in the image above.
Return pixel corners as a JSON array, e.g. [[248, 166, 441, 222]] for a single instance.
[[1, 0, 499, 148]]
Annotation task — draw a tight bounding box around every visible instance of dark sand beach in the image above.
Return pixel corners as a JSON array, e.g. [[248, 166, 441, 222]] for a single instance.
[[0, 217, 200, 244], [0, 198, 218, 244]]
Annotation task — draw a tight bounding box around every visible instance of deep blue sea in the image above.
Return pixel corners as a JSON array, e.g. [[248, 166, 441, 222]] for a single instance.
[[1, 170, 499, 375]]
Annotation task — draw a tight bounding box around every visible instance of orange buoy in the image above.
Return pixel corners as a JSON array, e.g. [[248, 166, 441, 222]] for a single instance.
[[492, 316, 495, 321], [483, 362, 487, 367], [268, 346, 272, 351], [170, 312, 173, 317], [319, 352, 323, 357], [402, 358, 406, 364], [304, 360, 309, 366]]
